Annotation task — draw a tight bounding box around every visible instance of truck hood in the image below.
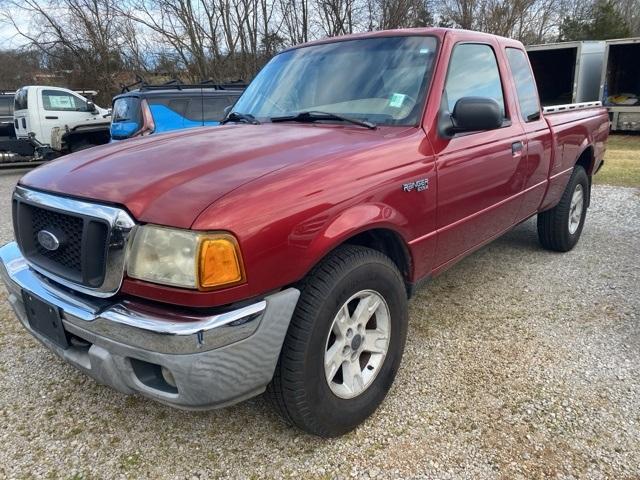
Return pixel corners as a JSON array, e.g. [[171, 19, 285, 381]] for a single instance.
[[20, 124, 401, 228]]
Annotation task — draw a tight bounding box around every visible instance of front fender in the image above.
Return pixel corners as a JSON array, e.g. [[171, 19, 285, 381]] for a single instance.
[[299, 202, 412, 276]]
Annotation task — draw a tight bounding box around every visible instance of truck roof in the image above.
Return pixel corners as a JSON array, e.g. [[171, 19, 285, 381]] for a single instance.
[[285, 27, 521, 52], [114, 87, 245, 101]]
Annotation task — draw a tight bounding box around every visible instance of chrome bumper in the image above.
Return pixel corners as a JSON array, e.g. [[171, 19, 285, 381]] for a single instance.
[[0, 241, 300, 409]]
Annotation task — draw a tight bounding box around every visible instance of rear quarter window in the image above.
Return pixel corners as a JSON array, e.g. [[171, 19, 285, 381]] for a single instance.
[[506, 48, 540, 121], [14, 88, 28, 110]]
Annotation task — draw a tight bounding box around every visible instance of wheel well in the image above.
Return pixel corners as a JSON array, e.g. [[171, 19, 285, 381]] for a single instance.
[[342, 228, 412, 282], [574, 146, 594, 208], [575, 146, 595, 175], [65, 131, 110, 150]]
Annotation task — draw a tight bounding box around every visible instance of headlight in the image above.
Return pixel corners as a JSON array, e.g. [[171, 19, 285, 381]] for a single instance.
[[127, 225, 245, 290]]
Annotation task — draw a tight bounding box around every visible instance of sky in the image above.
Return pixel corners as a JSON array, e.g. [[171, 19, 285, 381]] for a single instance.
[[0, 8, 33, 49]]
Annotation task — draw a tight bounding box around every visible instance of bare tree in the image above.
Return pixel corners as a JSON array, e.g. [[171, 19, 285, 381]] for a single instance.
[[610, 0, 640, 35], [1, 0, 635, 95], [0, 49, 41, 88], [316, 0, 357, 36], [280, 0, 310, 43], [3, 0, 135, 101], [440, 0, 478, 29], [373, 0, 433, 29]]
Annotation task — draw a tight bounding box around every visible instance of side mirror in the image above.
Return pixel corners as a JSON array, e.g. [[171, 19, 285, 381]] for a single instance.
[[450, 97, 503, 133], [223, 105, 232, 116], [86, 101, 98, 114]]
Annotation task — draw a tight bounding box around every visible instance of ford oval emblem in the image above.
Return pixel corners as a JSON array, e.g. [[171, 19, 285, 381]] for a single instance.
[[37, 230, 60, 251]]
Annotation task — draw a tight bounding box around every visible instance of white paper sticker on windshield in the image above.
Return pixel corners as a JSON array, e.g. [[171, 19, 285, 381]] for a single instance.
[[389, 93, 406, 108], [49, 95, 74, 109]]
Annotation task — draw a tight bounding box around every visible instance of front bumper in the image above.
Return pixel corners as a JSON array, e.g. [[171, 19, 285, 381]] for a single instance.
[[0, 241, 300, 409]]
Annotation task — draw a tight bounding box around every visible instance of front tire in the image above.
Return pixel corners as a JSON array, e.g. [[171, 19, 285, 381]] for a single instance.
[[537, 165, 589, 252], [267, 245, 408, 437]]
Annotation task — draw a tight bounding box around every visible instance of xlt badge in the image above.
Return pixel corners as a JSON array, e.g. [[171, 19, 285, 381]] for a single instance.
[[402, 178, 429, 192]]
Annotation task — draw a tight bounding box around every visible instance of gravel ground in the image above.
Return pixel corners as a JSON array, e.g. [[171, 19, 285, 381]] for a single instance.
[[0, 169, 638, 480]]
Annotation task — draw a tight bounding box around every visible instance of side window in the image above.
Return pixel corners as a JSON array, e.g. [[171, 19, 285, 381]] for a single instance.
[[202, 97, 232, 121], [0, 97, 11, 116], [184, 96, 204, 121], [42, 90, 87, 112], [445, 43, 505, 117], [183, 96, 235, 122], [226, 95, 240, 108], [166, 99, 188, 116], [506, 48, 540, 121]]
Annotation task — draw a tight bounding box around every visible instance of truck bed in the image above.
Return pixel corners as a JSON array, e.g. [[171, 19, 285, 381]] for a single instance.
[[540, 102, 609, 211]]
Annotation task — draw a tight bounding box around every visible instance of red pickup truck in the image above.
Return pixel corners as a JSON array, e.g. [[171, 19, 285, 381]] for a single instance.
[[0, 28, 608, 437]]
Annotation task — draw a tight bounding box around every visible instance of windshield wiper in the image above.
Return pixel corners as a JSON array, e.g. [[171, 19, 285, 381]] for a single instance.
[[222, 111, 261, 125], [270, 111, 376, 130]]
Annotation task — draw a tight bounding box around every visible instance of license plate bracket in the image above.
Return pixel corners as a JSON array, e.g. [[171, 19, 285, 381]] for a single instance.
[[22, 292, 69, 349]]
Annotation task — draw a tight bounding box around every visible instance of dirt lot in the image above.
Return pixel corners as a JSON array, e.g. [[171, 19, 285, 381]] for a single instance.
[[0, 141, 639, 479]]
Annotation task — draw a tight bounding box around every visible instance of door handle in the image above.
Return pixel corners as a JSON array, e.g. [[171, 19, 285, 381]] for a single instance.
[[45, 116, 59, 120], [511, 141, 524, 156]]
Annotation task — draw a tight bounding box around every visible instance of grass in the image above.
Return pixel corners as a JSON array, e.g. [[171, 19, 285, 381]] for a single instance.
[[596, 134, 640, 188], [118, 452, 141, 472]]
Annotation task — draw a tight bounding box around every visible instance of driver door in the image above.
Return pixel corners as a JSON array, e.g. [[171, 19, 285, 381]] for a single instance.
[[432, 42, 527, 267], [39, 89, 95, 142]]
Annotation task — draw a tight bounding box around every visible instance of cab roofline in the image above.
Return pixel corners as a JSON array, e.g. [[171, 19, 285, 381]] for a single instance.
[[281, 27, 519, 53]]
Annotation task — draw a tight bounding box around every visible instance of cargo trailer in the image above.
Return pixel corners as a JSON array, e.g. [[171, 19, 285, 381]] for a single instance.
[[600, 37, 640, 131], [527, 41, 605, 106]]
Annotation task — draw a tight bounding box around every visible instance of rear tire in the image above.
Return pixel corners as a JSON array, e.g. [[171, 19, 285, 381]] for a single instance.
[[537, 165, 589, 252], [267, 245, 408, 437]]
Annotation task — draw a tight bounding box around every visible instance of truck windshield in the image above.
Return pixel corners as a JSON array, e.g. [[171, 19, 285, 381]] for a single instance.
[[233, 36, 438, 126], [111, 97, 142, 139]]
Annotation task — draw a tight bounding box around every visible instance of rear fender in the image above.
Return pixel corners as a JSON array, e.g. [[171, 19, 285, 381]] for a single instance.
[[540, 126, 595, 212]]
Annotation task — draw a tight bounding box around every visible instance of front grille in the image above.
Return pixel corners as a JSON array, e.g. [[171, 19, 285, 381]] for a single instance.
[[30, 206, 84, 274], [12, 186, 136, 297], [14, 200, 110, 288]]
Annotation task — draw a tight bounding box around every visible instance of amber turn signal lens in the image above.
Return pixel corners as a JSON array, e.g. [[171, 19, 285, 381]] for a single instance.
[[198, 236, 245, 289]]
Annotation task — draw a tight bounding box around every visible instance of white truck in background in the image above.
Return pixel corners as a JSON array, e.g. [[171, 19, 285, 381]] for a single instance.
[[1, 86, 111, 165]]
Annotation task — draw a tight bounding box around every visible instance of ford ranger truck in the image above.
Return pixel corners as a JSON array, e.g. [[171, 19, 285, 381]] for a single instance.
[[0, 28, 608, 437]]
